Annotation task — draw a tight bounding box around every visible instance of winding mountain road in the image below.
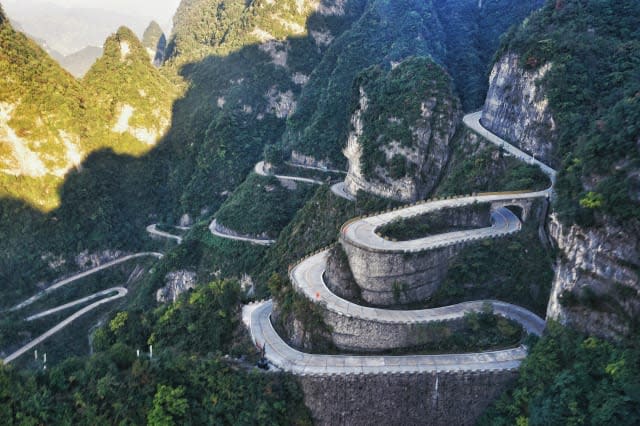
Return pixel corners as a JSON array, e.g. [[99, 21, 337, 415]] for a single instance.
[[285, 161, 347, 175], [3, 252, 164, 364], [246, 111, 558, 375], [146, 224, 184, 244], [255, 161, 324, 185], [246, 300, 533, 374], [3, 287, 128, 364], [289, 251, 544, 333], [342, 196, 547, 253], [464, 112, 557, 182], [209, 161, 345, 245], [10, 252, 164, 312], [331, 181, 356, 201], [209, 219, 276, 246]]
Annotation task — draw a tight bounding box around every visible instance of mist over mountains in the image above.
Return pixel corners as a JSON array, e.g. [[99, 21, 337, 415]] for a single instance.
[[3, 0, 159, 55]]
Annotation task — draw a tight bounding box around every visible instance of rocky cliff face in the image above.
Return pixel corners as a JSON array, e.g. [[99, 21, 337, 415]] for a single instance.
[[547, 215, 639, 340], [156, 270, 197, 303], [483, 52, 640, 340], [343, 57, 460, 202], [481, 53, 556, 165]]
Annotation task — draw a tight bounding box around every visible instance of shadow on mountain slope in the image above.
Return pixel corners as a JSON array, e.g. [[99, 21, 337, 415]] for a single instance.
[[0, 0, 543, 305]]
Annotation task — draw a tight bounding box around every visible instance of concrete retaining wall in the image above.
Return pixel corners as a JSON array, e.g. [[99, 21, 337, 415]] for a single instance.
[[298, 370, 518, 426]]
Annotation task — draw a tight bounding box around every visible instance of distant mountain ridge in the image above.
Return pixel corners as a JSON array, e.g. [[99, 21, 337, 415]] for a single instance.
[[0, 10, 177, 209], [3, 0, 155, 55], [59, 46, 103, 77]]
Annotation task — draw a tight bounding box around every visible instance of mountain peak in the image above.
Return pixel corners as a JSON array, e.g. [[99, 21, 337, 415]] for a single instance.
[[101, 26, 148, 63], [142, 21, 164, 48], [142, 20, 166, 66]]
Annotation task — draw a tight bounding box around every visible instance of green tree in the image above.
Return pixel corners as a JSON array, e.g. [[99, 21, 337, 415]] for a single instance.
[[147, 385, 189, 426]]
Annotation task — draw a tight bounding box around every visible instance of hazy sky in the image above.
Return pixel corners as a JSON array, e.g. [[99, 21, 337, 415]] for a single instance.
[[5, 0, 183, 27]]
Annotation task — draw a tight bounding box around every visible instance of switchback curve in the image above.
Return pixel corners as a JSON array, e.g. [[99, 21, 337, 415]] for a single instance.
[[10, 252, 164, 312], [3, 287, 128, 364], [146, 224, 184, 244], [247, 111, 558, 375]]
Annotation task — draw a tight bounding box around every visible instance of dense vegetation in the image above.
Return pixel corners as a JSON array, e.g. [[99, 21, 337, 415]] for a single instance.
[[437, 127, 551, 196], [214, 173, 315, 238], [430, 212, 554, 317], [0, 17, 175, 209], [497, 0, 640, 226], [142, 20, 166, 63], [160, 0, 366, 218], [0, 280, 312, 425], [386, 306, 524, 356], [5, 1, 638, 424], [481, 322, 640, 426], [376, 203, 491, 241], [256, 186, 401, 284]]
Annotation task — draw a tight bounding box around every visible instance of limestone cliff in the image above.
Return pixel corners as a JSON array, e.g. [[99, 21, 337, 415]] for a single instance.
[[547, 215, 639, 340], [481, 53, 556, 165], [343, 57, 460, 202], [482, 52, 640, 340], [141, 21, 166, 66]]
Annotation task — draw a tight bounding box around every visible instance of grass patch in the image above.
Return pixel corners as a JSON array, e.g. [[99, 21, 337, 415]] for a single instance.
[[376, 203, 491, 241]]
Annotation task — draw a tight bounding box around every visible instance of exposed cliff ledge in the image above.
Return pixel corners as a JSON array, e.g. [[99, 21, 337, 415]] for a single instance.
[[481, 53, 556, 165], [547, 215, 639, 340], [343, 57, 460, 202], [156, 270, 197, 303]]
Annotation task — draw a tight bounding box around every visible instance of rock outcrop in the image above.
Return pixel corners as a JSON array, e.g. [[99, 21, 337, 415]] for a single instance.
[[75, 250, 124, 270], [481, 53, 556, 165], [343, 57, 460, 202], [547, 215, 639, 340], [156, 270, 197, 303]]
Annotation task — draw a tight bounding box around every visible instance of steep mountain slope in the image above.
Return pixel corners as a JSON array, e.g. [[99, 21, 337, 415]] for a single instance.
[[480, 0, 640, 340], [84, 27, 177, 151], [0, 12, 179, 302], [343, 57, 460, 201], [160, 0, 368, 218], [0, 16, 176, 210], [0, 10, 88, 208], [476, 1, 640, 423], [280, 0, 543, 166]]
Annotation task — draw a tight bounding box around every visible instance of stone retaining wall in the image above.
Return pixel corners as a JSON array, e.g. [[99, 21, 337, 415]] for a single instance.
[[338, 205, 493, 306], [298, 370, 518, 426], [322, 306, 467, 352], [340, 239, 463, 305]]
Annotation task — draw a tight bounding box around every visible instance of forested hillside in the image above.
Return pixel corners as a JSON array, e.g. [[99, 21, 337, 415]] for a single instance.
[[0, 9, 178, 302], [6, 0, 638, 424], [494, 0, 640, 227]]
